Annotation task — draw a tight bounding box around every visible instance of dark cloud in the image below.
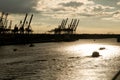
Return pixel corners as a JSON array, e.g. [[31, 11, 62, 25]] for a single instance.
[[113, 11, 120, 15], [79, 13, 95, 17], [59, 1, 84, 8], [93, 6, 104, 12], [51, 8, 66, 12], [0, 0, 39, 13], [112, 10, 120, 15], [92, 0, 119, 8]]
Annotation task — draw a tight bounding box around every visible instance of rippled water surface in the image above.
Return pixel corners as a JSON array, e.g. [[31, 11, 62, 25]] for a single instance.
[[0, 38, 120, 80]]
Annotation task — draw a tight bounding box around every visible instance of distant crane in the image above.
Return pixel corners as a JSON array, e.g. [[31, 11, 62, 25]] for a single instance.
[[25, 14, 33, 34], [66, 19, 79, 34], [49, 18, 79, 34], [12, 13, 34, 34], [8, 20, 12, 30], [19, 13, 28, 34], [3, 13, 8, 29], [0, 12, 34, 34], [49, 18, 68, 34], [0, 12, 4, 33], [0, 12, 9, 33]]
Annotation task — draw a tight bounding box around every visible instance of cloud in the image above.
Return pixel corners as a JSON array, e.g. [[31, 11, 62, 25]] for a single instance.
[[51, 8, 66, 12], [36, 0, 94, 12], [117, 2, 120, 5], [92, 5, 114, 12], [112, 10, 120, 19], [101, 10, 120, 21], [79, 13, 95, 17], [2, 0, 114, 19], [0, 0, 39, 13], [59, 1, 84, 8]]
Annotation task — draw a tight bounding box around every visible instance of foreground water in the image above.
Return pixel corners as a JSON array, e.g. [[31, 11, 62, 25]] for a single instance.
[[0, 38, 120, 80]]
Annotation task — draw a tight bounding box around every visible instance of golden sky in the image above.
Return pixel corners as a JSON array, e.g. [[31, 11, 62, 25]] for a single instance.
[[1, 0, 120, 34]]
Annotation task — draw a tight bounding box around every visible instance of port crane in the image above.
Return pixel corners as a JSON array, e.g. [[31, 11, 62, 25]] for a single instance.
[[0, 12, 34, 34], [50, 18, 68, 34], [25, 14, 33, 34], [49, 18, 79, 34], [0, 12, 12, 33], [0, 12, 4, 33], [12, 13, 33, 34], [65, 19, 79, 34], [19, 13, 28, 34]]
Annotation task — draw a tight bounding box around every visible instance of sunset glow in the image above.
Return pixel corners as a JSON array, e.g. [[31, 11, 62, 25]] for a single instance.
[[0, 0, 120, 34], [66, 43, 118, 58]]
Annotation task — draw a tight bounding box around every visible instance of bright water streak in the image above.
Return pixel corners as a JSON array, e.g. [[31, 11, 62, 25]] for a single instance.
[[0, 38, 120, 80]]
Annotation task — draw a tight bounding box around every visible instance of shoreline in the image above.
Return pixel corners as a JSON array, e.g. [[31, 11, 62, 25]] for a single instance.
[[0, 33, 120, 45]]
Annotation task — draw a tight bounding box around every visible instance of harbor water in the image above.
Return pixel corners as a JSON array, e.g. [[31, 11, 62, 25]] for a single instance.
[[0, 38, 120, 80]]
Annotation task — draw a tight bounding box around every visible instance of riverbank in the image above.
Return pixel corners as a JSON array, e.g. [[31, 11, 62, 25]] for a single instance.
[[0, 33, 120, 45]]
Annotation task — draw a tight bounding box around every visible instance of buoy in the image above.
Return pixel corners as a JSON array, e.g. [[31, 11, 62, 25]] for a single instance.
[[13, 48, 17, 51], [92, 51, 100, 57], [93, 39, 96, 41]]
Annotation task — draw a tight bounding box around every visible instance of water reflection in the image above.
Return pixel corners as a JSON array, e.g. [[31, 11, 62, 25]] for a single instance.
[[66, 43, 119, 58], [0, 39, 120, 80], [62, 43, 120, 80]]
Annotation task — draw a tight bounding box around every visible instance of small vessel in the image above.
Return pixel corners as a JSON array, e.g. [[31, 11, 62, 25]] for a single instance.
[[29, 44, 34, 47], [92, 51, 100, 57], [13, 48, 17, 51], [99, 47, 105, 50]]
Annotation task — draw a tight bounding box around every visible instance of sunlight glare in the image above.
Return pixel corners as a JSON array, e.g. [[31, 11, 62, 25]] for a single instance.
[[67, 43, 118, 58]]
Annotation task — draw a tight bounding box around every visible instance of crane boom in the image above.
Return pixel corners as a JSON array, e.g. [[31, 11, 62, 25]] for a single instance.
[[74, 20, 79, 31], [22, 13, 28, 28], [28, 14, 33, 29], [0, 12, 4, 22]]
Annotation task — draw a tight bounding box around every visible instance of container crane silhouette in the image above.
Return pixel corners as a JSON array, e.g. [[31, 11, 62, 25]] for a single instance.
[[49, 18, 79, 34]]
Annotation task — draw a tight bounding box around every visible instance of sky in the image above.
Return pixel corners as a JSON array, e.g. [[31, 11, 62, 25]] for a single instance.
[[0, 0, 120, 34]]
